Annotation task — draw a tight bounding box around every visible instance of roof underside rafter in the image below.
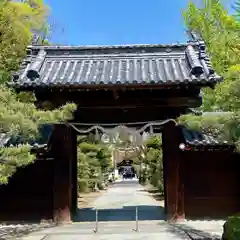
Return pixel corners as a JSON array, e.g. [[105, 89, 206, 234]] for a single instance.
[[10, 42, 222, 89]]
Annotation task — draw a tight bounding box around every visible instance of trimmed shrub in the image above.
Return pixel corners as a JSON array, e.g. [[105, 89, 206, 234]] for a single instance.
[[222, 215, 240, 240]]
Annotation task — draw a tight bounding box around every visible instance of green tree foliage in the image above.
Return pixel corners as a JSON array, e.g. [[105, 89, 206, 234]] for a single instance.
[[0, 86, 76, 139], [145, 135, 163, 193], [180, 0, 240, 150], [233, 0, 240, 22], [0, 0, 50, 82], [0, 145, 34, 184], [0, 84, 76, 184], [135, 135, 163, 193], [0, 0, 77, 184], [183, 0, 240, 111], [77, 136, 112, 193]]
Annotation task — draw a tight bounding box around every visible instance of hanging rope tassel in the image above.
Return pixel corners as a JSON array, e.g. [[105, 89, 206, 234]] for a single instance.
[[149, 125, 154, 135], [95, 128, 100, 141]]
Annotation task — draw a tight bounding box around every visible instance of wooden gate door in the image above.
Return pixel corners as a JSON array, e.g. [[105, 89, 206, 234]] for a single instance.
[[183, 151, 240, 219]]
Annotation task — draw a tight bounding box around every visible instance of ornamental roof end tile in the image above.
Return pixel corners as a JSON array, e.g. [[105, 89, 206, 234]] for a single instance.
[[10, 42, 223, 89]]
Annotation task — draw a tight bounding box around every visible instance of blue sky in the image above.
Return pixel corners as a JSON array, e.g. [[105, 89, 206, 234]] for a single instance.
[[45, 0, 235, 45]]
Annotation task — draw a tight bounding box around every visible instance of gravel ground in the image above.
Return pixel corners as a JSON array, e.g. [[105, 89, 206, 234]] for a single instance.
[[0, 222, 56, 240]]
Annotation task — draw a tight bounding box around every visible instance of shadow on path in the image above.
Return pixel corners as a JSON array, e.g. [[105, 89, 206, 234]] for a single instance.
[[73, 205, 166, 222], [138, 189, 165, 202], [166, 223, 222, 240]]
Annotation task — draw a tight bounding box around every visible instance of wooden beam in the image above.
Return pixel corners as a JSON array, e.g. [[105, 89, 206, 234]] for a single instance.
[[35, 87, 200, 101], [75, 97, 201, 108], [73, 107, 183, 125], [34, 87, 202, 109], [37, 96, 201, 109]]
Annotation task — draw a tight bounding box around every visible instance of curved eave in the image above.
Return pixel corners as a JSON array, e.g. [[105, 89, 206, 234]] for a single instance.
[[8, 76, 223, 91], [180, 143, 235, 152]]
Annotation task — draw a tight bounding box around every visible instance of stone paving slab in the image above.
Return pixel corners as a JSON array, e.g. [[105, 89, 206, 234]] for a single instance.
[[31, 232, 187, 240], [17, 235, 47, 240], [19, 221, 192, 239], [19, 223, 190, 240], [19, 221, 170, 235]]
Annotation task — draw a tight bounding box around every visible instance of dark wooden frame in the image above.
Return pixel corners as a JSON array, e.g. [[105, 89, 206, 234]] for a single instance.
[[50, 121, 186, 223], [31, 84, 203, 224]]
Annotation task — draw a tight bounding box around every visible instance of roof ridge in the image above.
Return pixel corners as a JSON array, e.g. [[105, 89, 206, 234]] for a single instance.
[[28, 42, 198, 50]]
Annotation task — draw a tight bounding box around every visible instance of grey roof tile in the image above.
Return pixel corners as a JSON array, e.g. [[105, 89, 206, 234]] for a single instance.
[[0, 124, 53, 165], [185, 110, 234, 116], [180, 126, 230, 147], [10, 42, 223, 88], [0, 124, 53, 148], [0, 134, 11, 147]]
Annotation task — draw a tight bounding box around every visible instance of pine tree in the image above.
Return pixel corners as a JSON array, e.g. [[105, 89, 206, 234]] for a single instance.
[[0, 0, 76, 184]]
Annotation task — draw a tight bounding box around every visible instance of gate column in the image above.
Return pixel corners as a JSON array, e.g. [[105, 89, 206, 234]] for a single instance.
[[162, 121, 185, 221], [52, 124, 74, 224]]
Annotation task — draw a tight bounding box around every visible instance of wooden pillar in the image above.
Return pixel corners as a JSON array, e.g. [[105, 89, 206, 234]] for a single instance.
[[162, 121, 185, 221], [52, 124, 74, 224], [71, 131, 78, 215], [178, 150, 185, 220]]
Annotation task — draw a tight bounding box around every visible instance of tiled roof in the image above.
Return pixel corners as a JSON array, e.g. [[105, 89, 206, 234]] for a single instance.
[[202, 111, 233, 117], [0, 124, 53, 148], [10, 42, 222, 89], [0, 134, 11, 147], [0, 125, 53, 165], [185, 110, 234, 116], [180, 126, 230, 147], [185, 108, 202, 116]]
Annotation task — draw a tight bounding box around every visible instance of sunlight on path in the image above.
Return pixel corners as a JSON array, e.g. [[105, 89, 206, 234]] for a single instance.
[[91, 181, 162, 209], [73, 180, 165, 222]]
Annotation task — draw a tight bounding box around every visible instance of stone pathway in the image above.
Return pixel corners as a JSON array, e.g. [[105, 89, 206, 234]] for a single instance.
[[19, 180, 224, 239], [18, 221, 190, 240], [73, 179, 165, 222]]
